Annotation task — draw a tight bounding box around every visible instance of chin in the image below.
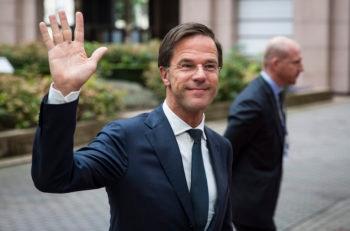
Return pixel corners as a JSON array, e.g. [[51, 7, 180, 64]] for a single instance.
[[188, 100, 210, 111]]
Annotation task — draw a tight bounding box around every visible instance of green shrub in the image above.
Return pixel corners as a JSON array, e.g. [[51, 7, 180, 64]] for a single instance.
[[0, 73, 124, 131], [0, 42, 127, 131], [0, 42, 50, 77], [78, 76, 125, 121], [0, 74, 50, 130], [144, 61, 165, 101], [214, 47, 261, 102], [90, 40, 159, 86]]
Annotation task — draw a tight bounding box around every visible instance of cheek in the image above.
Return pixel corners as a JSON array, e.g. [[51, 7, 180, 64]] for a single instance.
[[171, 75, 188, 87], [211, 76, 219, 88]]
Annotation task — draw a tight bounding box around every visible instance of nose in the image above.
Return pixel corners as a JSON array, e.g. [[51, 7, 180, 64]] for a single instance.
[[192, 64, 207, 77]]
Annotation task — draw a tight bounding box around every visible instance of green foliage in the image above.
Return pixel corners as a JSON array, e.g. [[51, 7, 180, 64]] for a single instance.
[[0, 42, 50, 77], [214, 47, 261, 102], [78, 76, 125, 121], [0, 42, 125, 131], [0, 74, 50, 130], [144, 61, 165, 101], [0, 73, 124, 131], [94, 40, 159, 85]]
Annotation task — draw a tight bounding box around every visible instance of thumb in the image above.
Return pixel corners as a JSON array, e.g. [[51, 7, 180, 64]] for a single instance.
[[90, 46, 108, 63]]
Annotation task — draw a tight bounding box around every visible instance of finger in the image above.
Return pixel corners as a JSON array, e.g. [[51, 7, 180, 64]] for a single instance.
[[49, 14, 63, 44], [58, 10, 72, 42], [39, 22, 54, 50], [74, 12, 84, 43]]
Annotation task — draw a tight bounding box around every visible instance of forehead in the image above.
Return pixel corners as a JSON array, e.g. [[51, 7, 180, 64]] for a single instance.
[[171, 35, 218, 63], [287, 45, 302, 59]]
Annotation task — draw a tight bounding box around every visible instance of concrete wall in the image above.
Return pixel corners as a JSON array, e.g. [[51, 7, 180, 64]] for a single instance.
[[293, 0, 350, 94], [180, 0, 234, 55], [0, 0, 41, 45], [329, 0, 350, 94], [293, 0, 331, 91]]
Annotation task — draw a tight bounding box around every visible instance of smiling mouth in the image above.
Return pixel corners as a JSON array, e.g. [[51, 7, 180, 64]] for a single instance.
[[189, 88, 208, 94], [188, 85, 210, 90]]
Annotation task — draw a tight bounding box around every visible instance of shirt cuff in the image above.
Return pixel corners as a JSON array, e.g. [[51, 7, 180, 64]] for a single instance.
[[47, 83, 80, 104]]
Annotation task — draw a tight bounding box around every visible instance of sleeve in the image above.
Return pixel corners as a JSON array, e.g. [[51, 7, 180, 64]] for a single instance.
[[31, 96, 128, 193]]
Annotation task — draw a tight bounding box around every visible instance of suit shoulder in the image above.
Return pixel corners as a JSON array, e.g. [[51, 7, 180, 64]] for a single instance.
[[103, 112, 150, 130], [233, 77, 270, 105]]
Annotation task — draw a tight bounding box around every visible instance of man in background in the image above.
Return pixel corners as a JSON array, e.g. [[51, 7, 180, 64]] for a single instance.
[[224, 36, 304, 231]]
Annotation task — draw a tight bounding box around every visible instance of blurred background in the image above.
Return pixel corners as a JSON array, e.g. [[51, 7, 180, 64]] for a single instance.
[[1, 1, 350, 230], [1, 0, 350, 95]]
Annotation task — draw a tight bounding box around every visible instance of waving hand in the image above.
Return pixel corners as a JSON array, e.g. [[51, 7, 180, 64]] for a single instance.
[[39, 10, 107, 96]]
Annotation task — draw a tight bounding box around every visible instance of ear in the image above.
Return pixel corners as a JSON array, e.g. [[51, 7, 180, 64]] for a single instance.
[[271, 57, 279, 66], [270, 57, 281, 71], [159, 66, 171, 87]]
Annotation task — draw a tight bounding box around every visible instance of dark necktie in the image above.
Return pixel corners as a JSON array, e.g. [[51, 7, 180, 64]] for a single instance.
[[278, 91, 286, 133], [187, 129, 208, 230]]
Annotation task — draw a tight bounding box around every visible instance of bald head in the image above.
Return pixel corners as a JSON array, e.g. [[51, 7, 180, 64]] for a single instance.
[[262, 36, 304, 87], [263, 36, 301, 68]]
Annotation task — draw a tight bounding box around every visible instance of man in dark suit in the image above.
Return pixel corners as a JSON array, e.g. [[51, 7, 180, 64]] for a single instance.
[[31, 10, 233, 231], [224, 36, 304, 231]]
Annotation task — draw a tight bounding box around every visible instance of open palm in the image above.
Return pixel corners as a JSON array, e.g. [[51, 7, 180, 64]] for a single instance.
[[40, 10, 107, 96]]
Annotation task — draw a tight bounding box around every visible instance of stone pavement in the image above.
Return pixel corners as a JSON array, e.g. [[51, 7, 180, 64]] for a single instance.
[[1, 96, 350, 231]]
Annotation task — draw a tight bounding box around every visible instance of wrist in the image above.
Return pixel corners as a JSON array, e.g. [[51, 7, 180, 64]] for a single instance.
[[52, 83, 80, 97], [49, 83, 80, 104]]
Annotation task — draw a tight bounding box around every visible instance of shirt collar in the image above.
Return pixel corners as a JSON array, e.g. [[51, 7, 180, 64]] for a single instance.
[[162, 101, 206, 140], [261, 70, 284, 96]]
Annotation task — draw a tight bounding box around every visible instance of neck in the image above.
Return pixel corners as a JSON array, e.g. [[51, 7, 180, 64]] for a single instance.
[[165, 99, 204, 128], [263, 69, 284, 88]]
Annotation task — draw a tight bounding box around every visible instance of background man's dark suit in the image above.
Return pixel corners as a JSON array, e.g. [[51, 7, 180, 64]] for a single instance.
[[224, 76, 284, 230], [32, 97, 233, 231]]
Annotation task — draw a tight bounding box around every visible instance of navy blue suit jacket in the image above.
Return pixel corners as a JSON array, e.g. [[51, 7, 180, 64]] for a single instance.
[[224, 76, 284, 229], [32, 96, 233, 231]]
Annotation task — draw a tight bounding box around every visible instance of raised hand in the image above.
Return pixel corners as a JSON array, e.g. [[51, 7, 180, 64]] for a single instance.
[[39, 10, 108, 96]]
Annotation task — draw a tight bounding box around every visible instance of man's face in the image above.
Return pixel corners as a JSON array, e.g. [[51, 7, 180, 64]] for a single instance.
[[277, 46, 304, 86], [160, 35, 220, 117]]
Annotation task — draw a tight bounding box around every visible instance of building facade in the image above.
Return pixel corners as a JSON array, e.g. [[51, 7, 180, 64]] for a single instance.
[[180, 0, 350, 94], [1, 0, 349, 94], [0, 0, 43, 44]]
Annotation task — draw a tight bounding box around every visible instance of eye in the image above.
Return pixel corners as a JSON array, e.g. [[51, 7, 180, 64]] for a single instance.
[[179, 63, 195, 70], [204, 63, 218, 71]]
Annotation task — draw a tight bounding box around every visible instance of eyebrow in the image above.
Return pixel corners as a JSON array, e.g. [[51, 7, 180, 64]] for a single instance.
[[177, 58, 218, 64]]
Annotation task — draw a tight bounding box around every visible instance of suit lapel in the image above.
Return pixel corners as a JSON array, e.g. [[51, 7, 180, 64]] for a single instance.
[[144, 106, 196, 225]]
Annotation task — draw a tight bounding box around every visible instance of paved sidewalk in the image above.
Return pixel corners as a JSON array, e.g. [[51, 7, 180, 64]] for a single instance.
[[1, 96, 350, 230]]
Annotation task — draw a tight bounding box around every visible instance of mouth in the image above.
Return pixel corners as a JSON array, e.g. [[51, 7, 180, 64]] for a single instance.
[[188, 88, 208, 95], [190, 87, 207, 91], [188, 84, 210, 91]]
